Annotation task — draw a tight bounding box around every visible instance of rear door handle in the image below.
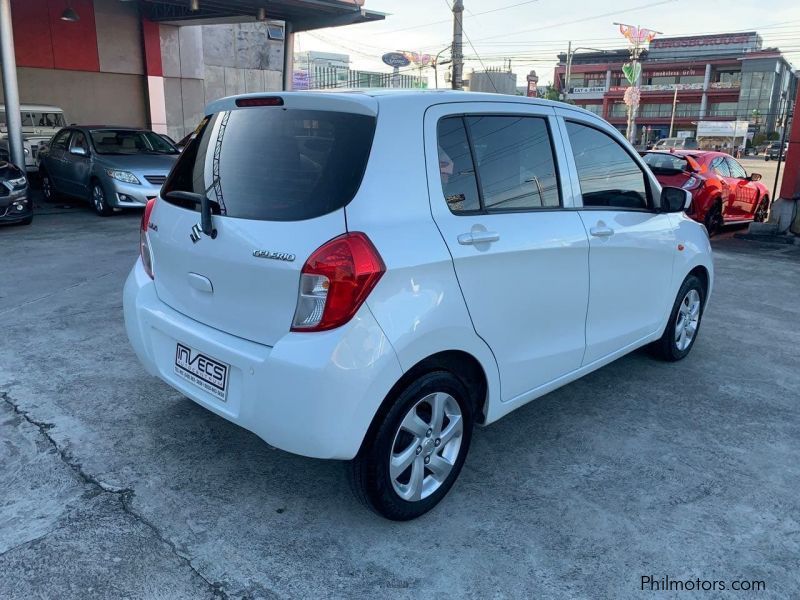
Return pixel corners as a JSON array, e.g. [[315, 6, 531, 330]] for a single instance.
[[589, 226, 614, 237], [457, 231, 500, 245]]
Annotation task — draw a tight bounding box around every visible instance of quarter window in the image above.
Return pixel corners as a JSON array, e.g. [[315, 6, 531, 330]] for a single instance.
[[710, 157, 730, 177], [437, 115, 560, 214], [565, 121, 649, 210], [70, 131, 89, 153]]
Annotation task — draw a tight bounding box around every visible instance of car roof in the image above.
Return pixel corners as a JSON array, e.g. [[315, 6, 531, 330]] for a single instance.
[[0, 104, 63, 112], [205, 89, 599, 119]]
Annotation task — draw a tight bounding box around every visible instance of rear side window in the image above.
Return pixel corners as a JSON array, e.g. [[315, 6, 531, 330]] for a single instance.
[[163, 108, 376, 221], [437, 115, 560, 214], [566, 121, 649, 210]]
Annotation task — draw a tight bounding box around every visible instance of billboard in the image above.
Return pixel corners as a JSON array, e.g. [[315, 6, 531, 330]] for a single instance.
[[696, 120, 750, 138]]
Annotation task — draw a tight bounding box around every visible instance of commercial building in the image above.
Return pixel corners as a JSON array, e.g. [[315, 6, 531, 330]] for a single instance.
[[554, 32, 797, 144], [293, 51, 426, 90], [0, 0, 383, 168], [464, 67, 518, 95]]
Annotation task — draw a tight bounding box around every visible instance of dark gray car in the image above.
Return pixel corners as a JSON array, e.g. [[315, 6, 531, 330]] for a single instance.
[[39, 126, 179, 216]]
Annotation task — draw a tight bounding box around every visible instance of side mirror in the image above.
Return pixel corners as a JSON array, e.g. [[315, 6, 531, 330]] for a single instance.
[[660, 186, 692, 213], [748, 172, 762, 182], [70, 146, 88, 157]]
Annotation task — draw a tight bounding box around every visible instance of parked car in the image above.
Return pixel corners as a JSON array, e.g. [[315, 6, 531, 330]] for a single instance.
[[0, 104, 67, 174], [642, 150, 769, 234], [652, 136, 699, 151], [124, 92, 713, 520], [764, 141, 788, 161], [0, 160, 31, 226], [38, 126, 179, 216]]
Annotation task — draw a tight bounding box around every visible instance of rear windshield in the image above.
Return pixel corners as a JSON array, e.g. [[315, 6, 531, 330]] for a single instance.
[[642, 153, 689, 173], [162, 108, 377, 221]]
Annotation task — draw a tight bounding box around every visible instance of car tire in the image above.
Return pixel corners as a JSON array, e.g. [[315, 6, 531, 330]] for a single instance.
[[40, 169, 58, 203], [652, 274, 705, 362], [703, 201, 723, 237], [349, 371, 474, 521], [90, 180, 113, 217], [754, 197, 769, 223]]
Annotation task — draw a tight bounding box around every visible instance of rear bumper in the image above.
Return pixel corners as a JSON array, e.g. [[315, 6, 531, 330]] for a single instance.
[[123, 259, 403, 459]]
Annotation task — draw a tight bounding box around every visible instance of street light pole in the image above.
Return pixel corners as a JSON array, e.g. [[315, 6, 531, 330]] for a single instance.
[[433, 45, 452, 89]]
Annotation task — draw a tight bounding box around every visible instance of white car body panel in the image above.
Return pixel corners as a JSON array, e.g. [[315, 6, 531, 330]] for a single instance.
[[123, 91, 714, 461]]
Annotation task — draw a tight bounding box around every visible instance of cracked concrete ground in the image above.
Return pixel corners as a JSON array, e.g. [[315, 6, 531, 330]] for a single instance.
[[1, 207, 799, 599]]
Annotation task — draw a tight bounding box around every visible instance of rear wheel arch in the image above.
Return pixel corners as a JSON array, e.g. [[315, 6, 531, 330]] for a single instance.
[[356, 350, 489, 456]]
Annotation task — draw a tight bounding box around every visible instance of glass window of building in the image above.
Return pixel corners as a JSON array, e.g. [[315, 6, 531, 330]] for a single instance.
[[710, 102, 738, 117], [649, 76, 676, 85], [610, 102, 627, 117], [679, 75, 705, 85], [676, 103, 701, 117]]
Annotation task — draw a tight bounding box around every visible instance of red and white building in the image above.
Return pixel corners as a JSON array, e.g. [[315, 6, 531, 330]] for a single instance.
[[554, 32, 796, 144]]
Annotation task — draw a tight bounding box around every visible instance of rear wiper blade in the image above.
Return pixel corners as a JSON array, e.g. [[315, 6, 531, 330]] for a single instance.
[[164, 190, 218, 239]]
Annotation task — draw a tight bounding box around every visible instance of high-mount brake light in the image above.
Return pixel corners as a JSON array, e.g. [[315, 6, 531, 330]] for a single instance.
[[140, 198, 156, 279], [291, 232, 385, 332], [236, 97, 284, 107]]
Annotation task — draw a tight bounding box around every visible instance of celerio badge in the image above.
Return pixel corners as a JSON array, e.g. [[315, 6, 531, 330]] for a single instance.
[[253, 250, 296, 262]]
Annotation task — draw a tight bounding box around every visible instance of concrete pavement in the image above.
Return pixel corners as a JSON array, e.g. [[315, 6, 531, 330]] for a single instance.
[[1, 209, 799, 599]]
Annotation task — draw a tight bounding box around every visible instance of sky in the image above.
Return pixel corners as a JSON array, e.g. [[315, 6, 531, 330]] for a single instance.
[[295, 0, 800, 87]]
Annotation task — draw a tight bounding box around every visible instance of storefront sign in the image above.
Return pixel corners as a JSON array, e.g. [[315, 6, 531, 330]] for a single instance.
[[382, 52, 411, 68], [571, 86, 607, 94], [648, 69, 700, 77], [651, 34, 754, 49], [639, 83, 704, 91]]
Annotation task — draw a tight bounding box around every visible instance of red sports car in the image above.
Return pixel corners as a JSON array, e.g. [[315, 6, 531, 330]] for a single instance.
[[642, 150, 770, 234]]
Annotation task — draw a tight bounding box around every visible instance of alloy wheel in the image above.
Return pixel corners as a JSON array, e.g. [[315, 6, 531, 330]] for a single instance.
[[389, 392, 463, 502], [754, 199, 769, 223], [42, 176, 52, 200], [93, 185, 106, 213], [674, 288, 701, 352]]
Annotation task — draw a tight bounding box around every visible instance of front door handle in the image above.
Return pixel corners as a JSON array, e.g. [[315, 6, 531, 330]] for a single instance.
[[457, 231, 500, 245], [590, 226, 614, 237]]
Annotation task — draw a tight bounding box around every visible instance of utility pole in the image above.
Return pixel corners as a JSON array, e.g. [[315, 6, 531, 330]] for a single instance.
[[669, 85, 679, 137], [451, 0, 464, 90], [563, 41, 572, 101]]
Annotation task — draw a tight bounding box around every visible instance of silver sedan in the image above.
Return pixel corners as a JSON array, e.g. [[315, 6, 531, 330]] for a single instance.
[[39, 127, 179, 216]]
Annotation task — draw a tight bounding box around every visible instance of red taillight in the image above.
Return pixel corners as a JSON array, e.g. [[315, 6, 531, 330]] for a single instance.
[[291, 232, 385, 332], [140, 198, 156, 279]]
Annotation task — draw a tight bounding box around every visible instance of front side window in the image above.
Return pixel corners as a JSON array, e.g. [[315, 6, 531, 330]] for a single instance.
[[566, 121, 649, 210], [51, 130, 71, 150], [437, 115, 560, 214]]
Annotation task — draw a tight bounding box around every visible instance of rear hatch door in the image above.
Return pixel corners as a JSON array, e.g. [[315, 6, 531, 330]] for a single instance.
[[148, 95, 378, 346]]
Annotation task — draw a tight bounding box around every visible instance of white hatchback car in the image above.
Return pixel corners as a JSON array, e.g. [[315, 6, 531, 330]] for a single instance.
[[124, 91, 713, 520]]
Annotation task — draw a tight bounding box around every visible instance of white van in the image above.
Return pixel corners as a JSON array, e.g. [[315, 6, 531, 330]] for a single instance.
[[0, 104, 67, 172]]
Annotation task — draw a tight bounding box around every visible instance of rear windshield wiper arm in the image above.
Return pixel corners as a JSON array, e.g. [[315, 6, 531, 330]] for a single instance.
[[164, 190, 218, 239]]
